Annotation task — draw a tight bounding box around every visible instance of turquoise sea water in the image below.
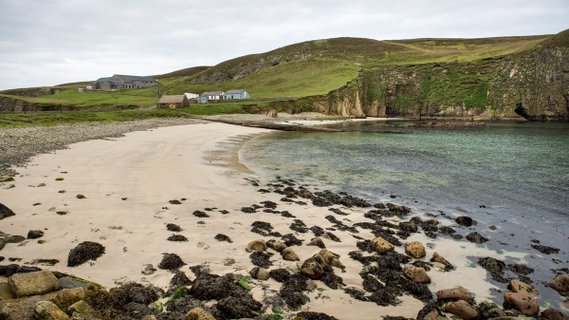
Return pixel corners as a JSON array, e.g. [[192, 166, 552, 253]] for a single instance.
[[242, 120, 569, 301]]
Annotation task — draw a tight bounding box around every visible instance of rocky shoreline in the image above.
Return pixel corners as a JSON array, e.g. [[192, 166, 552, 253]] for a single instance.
[[0, 119, 567, 320], [1, 177, 568, 319]]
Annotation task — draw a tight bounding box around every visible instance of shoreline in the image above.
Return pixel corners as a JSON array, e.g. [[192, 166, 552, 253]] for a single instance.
[[0, 119, 566, 319]]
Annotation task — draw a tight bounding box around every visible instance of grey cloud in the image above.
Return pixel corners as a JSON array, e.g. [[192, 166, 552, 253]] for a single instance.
[[0, 0, 568, 89]]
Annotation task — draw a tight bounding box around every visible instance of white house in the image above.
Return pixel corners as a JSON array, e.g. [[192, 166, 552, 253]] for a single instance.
[[184, 93, 199, 100]]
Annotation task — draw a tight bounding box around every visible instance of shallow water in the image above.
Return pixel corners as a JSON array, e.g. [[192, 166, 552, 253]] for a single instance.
[[242, 120, 569, 303]]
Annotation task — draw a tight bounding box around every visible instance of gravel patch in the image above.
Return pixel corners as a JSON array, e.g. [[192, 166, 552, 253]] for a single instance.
[[0, 118, 204, 176]]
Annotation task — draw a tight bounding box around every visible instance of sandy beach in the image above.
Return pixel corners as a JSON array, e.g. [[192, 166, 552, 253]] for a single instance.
[[0, 120, 563, 319]]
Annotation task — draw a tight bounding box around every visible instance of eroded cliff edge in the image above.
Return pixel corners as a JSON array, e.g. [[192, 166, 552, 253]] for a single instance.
[[297, 31, 569, 121]]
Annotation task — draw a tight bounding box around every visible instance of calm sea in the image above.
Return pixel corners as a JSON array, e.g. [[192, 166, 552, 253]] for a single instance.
[[241, 120, 569, 301]]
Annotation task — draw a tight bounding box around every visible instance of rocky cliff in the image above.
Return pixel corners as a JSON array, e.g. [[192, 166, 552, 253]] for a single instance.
[[307, 31, 569, 120]]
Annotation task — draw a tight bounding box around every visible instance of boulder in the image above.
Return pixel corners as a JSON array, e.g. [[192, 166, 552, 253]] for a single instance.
[[403, 265, 431, 284], [266, 239, 287, 252], [318, 249, 345, 270], [0, 277, 15, 300], [548, 272, 569, 296], [67, 242, 105, 267], [436, 287, 474, 303], [27, 230, 45, 239], [299, 254, 326, 280], [8, 271, 60, 297], [246, 240, 267, 253], [504, 291, 539, 316], [307, 237, 325, 248], [509, 279, 538, 298], [372, 236, 395, 254], [0, 203, 15, 220], [444, 300, 478, 319], [541, 308, 566, 320], [34, 301, 69, 320], [249, 267, 269, 281], [68, 300, 97, 317], [466, 232, 488, 243], [53, 287, 85, 310], [186, 307, 216, 320], [455, 216, 475, 227], [430, 252, 454, 270], [405, 241, 426, 259], [281, 247, 300, 261]]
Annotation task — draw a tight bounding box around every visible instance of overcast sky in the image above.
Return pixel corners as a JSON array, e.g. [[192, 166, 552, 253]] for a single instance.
[[0, 0, 568, 90]]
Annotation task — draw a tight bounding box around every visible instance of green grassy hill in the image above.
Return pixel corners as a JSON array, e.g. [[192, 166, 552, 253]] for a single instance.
[[0, 31, 561, 122]]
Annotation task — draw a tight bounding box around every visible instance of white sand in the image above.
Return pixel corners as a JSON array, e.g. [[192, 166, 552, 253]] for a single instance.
[[0, 121, 518, 318]]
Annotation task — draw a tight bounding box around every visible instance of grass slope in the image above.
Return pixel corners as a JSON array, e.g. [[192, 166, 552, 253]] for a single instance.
[[0, 32, 558, 117]]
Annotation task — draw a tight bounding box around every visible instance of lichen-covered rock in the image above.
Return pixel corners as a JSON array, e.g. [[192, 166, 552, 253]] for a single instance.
[[8, 271, 60, 297], [504, 291, 540, 316], [444, 300, 478, 319], [249, 267, 269, 280], [67, 242, 105, 267], [548, 272, 569, 296], [267, 239, 287, 252], [509, 279, 538, 297], [52, 287, 85, 311], [186, 307, 215, 320], [403, 265, 431, 284], [282, 247, 300, 261], [35, 301, 69, 320], [405, 241, 426, 259], [372, 236, 395, 254], [246, 239, 267, 253]]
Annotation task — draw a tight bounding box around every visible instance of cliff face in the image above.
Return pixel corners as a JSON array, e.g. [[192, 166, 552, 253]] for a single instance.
[[310, 46, 569, 120]]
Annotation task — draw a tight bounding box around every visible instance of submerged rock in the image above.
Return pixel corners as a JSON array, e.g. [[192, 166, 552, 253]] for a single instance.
[[531, 244, 560, 254], [466, 232, 488, 243], [455, 216, 475, 227], [67, 241, 105, 267]]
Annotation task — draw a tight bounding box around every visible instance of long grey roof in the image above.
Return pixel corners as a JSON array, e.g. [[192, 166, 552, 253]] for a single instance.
[[201, 91, 224, 96], [226, 89, 246, 94], [113, 74, 157, 83]]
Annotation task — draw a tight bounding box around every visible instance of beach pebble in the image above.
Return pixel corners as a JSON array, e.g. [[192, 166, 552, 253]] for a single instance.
[[430, 252, 454, 270], [404, 241, 426, 259], [372, 236, 395, 254], [0, 203, 15, 220], [281, 247, 300, 261], [249, 267, 270, 280], [444, 300, 478, 319], [548, 272, 569, 296], [27, 230, 44, 239], [403, 265, 431, 284], [35, 301, 69, 320], [9, 271, 59, 297], [246, 240, 267, 253]]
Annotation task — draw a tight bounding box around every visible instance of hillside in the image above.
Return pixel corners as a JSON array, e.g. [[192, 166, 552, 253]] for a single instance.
[[1, 30, 566, 121]]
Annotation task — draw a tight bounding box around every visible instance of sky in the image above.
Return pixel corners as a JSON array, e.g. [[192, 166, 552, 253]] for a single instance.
[[0, 0, 568, 90]]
